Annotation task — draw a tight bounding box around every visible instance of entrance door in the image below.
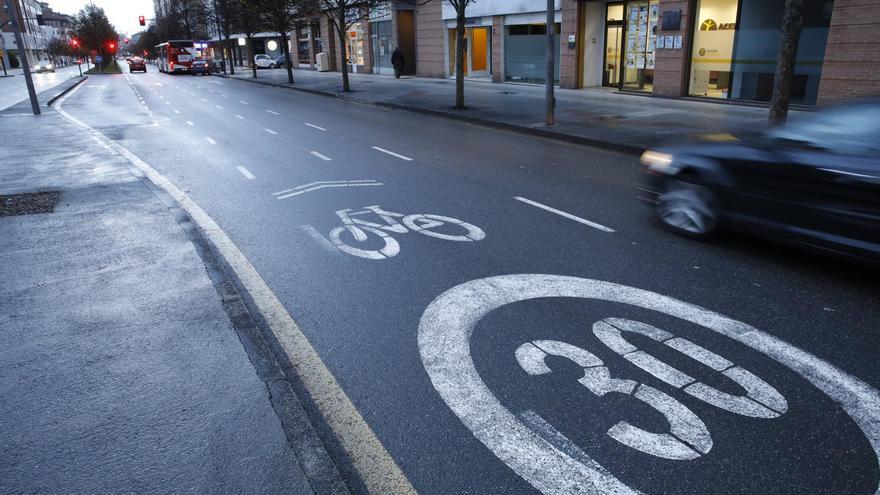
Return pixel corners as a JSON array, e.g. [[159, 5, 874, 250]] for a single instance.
[[447, 27, 491, 78], [603, 4, 624, 87], [620, 0, 659, 92]]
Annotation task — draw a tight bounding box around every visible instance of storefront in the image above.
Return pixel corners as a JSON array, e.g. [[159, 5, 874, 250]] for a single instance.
[[346, 23, 366, 71], [595, 1, 660, 91], [688, 0, 833, 104], [504, 22, 561, 84], [371, 19, 393, 74], [446, 20, 492, 78]]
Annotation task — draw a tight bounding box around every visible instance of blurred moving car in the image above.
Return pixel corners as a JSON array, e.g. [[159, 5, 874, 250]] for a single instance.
[[639, 99, 880, 264], [253, 54, 276, 69], [273, 55, 289, 68], [129, 58, 147, 73], [191, 59, 210, 75], [33, 60, 55, 73]]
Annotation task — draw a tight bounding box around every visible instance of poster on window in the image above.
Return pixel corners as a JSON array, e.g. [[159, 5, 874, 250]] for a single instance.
[[626, 53, 636, 69], [647, 54, 655, 69]]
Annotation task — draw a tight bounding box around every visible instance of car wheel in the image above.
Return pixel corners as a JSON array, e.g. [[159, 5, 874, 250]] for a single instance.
[[656, 176, 718, 238], [269, 63, 276, 69]]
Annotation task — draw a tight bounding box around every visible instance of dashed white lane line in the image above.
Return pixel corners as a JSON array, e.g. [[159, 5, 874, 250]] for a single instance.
[[222, 94, 229, 98], [309, 151, 332, 161], [235, 114, 245, 119], [305, 123, 326, 131], [206, 137, 216, 145], [216, 105, 224, 109], [514, 196, 616, 233], [237, 166, 256, 180], [174, 109, 181, 114], [166, 101, 171, 105], [372, 146, 412, 161], [265, 109, 280, 115], [239, 100, 249, 105], [201, 98, 208, 102], [186, 120, 194, 126], [264, 128, 278, 135]]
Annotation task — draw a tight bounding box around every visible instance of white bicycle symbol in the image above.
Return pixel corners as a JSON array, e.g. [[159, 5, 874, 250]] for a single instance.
[[329, 205, 486, 260]]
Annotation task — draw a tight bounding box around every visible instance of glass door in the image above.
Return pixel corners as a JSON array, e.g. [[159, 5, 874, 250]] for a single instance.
[[621, 0, 659, 92], [604, 4, 624, 87]]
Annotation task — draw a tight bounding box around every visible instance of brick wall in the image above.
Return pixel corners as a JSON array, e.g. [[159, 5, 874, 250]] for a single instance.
[[653, 0, 692, 97], [559, 0, 579, 88], [415, 0, 445, 77], [492, 16, 503, 82], [319, 14, 338, 71], [817, 0, 880, 105]]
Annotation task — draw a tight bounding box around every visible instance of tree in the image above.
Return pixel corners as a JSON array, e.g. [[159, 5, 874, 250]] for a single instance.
[[133, 26, 160, 59], [447, 0, 473, 109], [173, 0, 210, 40], [208, 0, 239, 74], [73, 4, 118, 57], [47, 37, 72, 63], [237, 0, 265, 78], [320, 0, 379, 92], [768, 0, 805, 127], [262, 0, 301, 84]]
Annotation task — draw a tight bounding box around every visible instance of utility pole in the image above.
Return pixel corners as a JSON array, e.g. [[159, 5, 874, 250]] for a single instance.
[[545, 0, 555, 126], [212, 0, 227, 74], [5, 0, 40, 114]]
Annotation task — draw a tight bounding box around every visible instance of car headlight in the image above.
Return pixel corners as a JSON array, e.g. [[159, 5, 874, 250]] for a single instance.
[[47, 64, 53, 69], [640, 150, 674, 173]]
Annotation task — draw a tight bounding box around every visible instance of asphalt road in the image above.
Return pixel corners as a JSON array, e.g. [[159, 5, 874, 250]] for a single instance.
[[59, 63, 880, 494]]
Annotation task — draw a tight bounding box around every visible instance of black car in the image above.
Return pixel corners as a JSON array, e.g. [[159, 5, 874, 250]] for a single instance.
[[273, 55, 289, 68], [639, 99, 880, 264], [129, 58, 147, 73], [191, 59, 210, 76]]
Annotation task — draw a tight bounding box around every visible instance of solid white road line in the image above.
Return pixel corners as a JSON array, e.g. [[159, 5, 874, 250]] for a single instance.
[[235, 114, 245, 119], [266, 109, 280, 115], [237, 166, 255, 179], [514, 196, 616, 233], [264, 128, 278, 135], [304, 123, 326, 131], [55, 85, 416, 495], [309, 151, 331, 161], [276, 182, 383, 199], [186, 120, 194, 126], [206, 137, 216, 145], [273, 180, 379, 196], [372, 146, 412, 161]]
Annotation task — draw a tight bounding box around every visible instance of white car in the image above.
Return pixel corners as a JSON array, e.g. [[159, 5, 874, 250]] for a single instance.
[[253, 54, 277, 69], [33, 60, 55, 73]]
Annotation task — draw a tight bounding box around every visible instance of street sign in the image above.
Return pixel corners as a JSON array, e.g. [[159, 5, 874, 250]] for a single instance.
[[95, 55, 103, 63]]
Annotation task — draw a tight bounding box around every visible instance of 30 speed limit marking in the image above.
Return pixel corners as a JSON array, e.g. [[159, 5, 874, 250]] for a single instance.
[[418, 274, 880, 494]]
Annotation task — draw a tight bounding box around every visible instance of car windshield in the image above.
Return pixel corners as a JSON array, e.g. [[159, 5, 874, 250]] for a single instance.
[[37, 60, 50, 65], [764, 103, 880, 156]]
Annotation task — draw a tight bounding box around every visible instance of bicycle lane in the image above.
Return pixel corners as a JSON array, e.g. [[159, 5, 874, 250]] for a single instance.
[[58, 76, 880, 494]]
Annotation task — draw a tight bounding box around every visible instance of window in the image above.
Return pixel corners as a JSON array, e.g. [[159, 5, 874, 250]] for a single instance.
[[504, 23, 561, 84]]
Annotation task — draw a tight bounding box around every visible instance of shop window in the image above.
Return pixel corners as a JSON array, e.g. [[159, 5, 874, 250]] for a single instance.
[[371, 20, 392, 70], [504, 23, 561, 85], [690, 0, 833, 104]]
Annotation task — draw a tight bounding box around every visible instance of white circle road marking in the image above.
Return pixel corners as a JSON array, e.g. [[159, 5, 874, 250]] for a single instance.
[[417, 274, 880, 495]]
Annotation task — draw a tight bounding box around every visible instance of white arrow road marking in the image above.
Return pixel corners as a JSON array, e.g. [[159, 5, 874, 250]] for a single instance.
[[275, 180, 382, 199], [305, 123, 326, 131], [514, 196, 615, 233], [310, 151, 332, 161], [237, 166, 255, 179], [372, 146, 412, 161]]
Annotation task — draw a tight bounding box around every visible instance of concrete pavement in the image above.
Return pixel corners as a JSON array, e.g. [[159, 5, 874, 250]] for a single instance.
[[0, 64, 84, 112], [0, 98, 325, 493], [217, 65, 793, 153]]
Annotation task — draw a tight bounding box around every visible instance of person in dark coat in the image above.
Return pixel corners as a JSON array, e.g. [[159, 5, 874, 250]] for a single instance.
[[391, 47, 405, 79]]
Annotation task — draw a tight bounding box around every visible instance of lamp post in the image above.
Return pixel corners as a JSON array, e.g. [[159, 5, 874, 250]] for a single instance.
[[4, 0, 40, 114]]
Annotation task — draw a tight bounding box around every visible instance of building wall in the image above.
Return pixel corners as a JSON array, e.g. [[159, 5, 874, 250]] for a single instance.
[[652, 0, 693, 97], [816, 0, 880, 105], [415, 0, 444, 77], [559, 0, 579, 88], [492, 15, 503, 82]]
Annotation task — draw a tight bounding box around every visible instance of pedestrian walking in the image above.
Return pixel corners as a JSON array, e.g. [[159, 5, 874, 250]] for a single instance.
[[391, 47, 405, 79]]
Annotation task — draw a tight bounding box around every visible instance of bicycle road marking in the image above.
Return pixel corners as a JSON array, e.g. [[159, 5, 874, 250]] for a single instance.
[[418, 274, 880, 495]]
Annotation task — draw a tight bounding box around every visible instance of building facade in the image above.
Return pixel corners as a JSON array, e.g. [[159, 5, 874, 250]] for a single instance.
[[304, 0, 878, 106], [1, 0, 51, 66]]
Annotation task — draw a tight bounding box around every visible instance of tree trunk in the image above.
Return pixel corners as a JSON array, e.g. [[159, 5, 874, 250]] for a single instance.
[[338, 24, 350, 92], [768, 0, 805, 127], [454, 9, 466, 109], [226, 36, 235, 74], [282, 31, 294, 84], [248, 36, 257, 78]]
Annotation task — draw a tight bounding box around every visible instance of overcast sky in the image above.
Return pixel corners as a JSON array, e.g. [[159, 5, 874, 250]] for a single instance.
[[46, 0, 154, 36]]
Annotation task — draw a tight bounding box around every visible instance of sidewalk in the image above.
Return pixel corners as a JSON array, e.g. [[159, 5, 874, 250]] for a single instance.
[[218, 66, 793, 153], [0, 107, 318, 491]]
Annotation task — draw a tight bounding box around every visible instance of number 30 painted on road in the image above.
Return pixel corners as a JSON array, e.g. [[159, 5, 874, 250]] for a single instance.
[[418, 275, 880, 495]]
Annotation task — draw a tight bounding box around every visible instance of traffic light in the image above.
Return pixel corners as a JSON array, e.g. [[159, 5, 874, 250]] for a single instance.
[[70, 38, 79, 48], [138, 16, 145, 26], [124, 38, 129, 44]]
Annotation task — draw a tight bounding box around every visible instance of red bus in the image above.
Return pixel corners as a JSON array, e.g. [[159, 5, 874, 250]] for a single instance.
[[155, 40, 196, 73]]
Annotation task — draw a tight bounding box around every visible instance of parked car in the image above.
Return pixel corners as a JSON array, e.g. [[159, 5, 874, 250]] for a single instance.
[[128, 58, 147, 73], [253, 54, 277, 69], [638, 99, 880, 264], [273, 54, 289, 68], [33, 60, 55, 73], [191, 59, 210, 75]]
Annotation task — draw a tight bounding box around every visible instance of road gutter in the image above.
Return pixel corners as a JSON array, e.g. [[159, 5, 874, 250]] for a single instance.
[[53, 80, 415, 495]]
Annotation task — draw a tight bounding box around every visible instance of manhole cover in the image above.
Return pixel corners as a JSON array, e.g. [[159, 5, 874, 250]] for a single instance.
[[0, 191, 60, 216]]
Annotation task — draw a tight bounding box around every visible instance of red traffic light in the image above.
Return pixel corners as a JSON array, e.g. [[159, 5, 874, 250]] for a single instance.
[[143, 50, 148, 56], [138, 15, 145, 26], [124, 38, 129, 44], [70, 38, 79, 47]]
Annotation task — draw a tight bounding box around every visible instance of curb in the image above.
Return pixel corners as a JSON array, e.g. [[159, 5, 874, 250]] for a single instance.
[[46, 76, 89, 106], [215, 73, 643, 156]]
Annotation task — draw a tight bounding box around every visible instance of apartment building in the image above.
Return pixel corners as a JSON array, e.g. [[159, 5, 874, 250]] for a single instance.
[[1, 0, 50, 65]]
